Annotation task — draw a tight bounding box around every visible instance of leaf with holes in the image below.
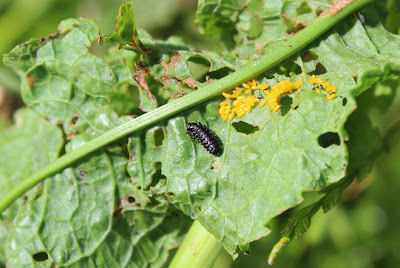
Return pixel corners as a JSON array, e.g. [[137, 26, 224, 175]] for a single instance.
[[2, 0, 400, 266], [197, 0, 334, 53], [5, 134, 191, 267], [5, 135, 117, 267], [3, 18, 132, 136], [99, 3, 141, 49], [161, 76, 355, 255], [128, 3, 400, 256], [269, 77, 400, 261], [0, 108, 63, 264], [1, 16, 191, 267]]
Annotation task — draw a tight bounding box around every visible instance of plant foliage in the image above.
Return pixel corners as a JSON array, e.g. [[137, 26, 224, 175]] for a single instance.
[[1, 0, 400, 266]]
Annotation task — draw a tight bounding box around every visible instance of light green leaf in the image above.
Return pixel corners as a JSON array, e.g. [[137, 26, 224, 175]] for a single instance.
[[154, 3, 399, 256], [99, 2, 146, 54], [162, 83, 353, 255], [0, 108, 63, 265], [0, 109, 63, 198], [6, 139, 117, 266], [2, 0, 399, 266], [1, 16, 192, 267], [5, 137, 190, 267], [196, 0, 247, 35]]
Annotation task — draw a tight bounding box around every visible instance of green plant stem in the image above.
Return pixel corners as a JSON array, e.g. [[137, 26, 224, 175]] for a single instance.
[[0, 0, 373, 213], [169, 221, 223, 268]]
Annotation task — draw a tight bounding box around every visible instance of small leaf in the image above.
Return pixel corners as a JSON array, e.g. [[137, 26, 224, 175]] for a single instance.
[[99, 2, 147, 54]]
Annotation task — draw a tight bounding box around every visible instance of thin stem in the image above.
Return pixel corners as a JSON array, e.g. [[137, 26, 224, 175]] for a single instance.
[[0, 0, 374, 213]]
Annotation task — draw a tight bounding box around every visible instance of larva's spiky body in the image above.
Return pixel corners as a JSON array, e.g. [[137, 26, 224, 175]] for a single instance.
[[186, 122, 222, 156]]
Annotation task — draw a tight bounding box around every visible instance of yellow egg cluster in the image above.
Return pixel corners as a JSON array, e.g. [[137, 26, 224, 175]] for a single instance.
[[222, 87, 242, 98], [219, 79, 264, 121], [219, 101, 234, 121], [259, 78, 303, 112], [219, 93, 261, 120], [232, 95, 260, 117], [219, 74, 337, 120], [309, 75, 337, 100]]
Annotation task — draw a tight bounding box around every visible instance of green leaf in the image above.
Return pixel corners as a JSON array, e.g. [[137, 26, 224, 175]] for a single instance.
[[0, 109, 63, 198], [2, 0, 397, 266], [0, 108, 62, 253], [3, 18, 132, 135], [384, 0, 400, 34], [1, 16, 192, 267], [164, 4, 399, 256], [127, 126, 166, 189], [0, 108, 63, 264], [162, 84, 352, 256], [99, 2, 147, 54], [6, 147, 116, 266], [5, 135, 190, 267], [196, 0, 247, 35], [269, 72, 400, 265], [197, 0, 334, 51]]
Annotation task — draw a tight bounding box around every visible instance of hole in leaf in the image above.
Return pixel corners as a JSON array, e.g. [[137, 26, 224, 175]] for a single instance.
[[297, 2, 312, 15], [342, 98, 347, 106], [284, 16, 296, 34], [32, 252, 48, 262], [265, 73, 275, 79], [302, 51, 318, 62], [146, 76, 171, 107], [313, 63, 327, 75], [315, 6, 323, 16], [294, 23, 307, 33], [70, 113, 79, 126], [187, 56, 210, 82], [127, 196, 136, 204], [151, 162, 166, 187], [318, 132, 340, 148], [232, 121, 259, 135], [293, 104, 299, 110], [280, 96, 293, 116], [28, 65, 48, 82], [353, 76, 358, 84], [285, 16, 307, 34], [110, 84, 142, 116], [276, 60, 302, 76], [153, 128, 165, 148], [207, 67, 234, 80]]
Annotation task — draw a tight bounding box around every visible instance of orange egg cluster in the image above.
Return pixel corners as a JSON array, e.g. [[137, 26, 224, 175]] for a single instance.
[[309, 75, 337, 100], [259, 78, 303, 112]]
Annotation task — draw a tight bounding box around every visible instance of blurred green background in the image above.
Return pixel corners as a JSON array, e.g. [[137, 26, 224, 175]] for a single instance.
[[1, 0, 399, 267]]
